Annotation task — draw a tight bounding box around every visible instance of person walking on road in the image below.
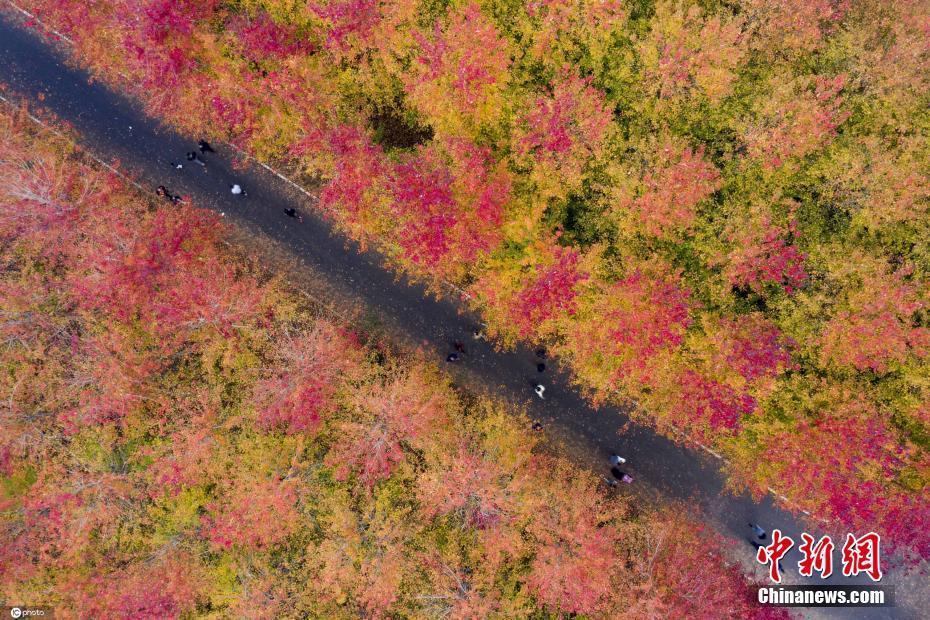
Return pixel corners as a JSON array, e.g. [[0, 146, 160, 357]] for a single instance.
[[534, 384, 545, 399], [230, 183, 246, 196], [609, 454, 626, 467], [537, 362, 546, 372], [283, 208, 303, 222], [198, 139, 215, 154], [610, 466, 634, 484], [186, 151, 206, 166], [749, 523, 768, 540], [170, 161, 183, 170], [446, 352, 459, 363], [156, 185, 182, 204]]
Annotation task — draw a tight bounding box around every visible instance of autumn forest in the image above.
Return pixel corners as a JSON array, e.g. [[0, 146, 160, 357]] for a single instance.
[[1, 0, 928, 617]]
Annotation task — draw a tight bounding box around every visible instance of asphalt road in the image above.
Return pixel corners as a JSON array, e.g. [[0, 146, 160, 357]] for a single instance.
[[0, 9, 914, 617]]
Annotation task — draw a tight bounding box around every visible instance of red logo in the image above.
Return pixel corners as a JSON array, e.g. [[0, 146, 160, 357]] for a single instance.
[[798, 533, 834, 578], [841, 532, 883, 582], [756, 529, 794, 583], [756, 530, 884, 583]]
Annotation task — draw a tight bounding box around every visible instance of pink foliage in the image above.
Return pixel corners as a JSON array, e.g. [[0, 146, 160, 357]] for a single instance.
[[204, 478, 300, 551], [1, 490, 75, 583], [410, 2, 509, 111], [519, 71, 613, 170], [5, 473, 130, 581], [566, 267, 691, 388], [0, 446, 12, 478], [387, 141, 509, 270], [327, 372, 447, 488], [257, 376, 327, 434], [70, 208, 206, 322], [759, 396, 929, 561], [714, 315, 796, 382], [629, 144, 720, 237], [726, 216, 808, 294], [512, 247, 587, 337], [745, 0, 841, 53], [419, 448, 511, 529], [668, 370, 757, 437], [71, 207, 264, 344], [748, 75, 849, 169], [312, 0, 381, 53], [529, 529, 616, 615], [124, 43, 195, 94], [141, 0, 210, 44], [74, 555, 201, 618], [527, 480, 620, 615], [231, 12, 313, 61], [254, 326, 355, 434], [650, 12, 745, 101], [318, 125, 388, 219], [210, 95, 256, 138], [145, 429, 214, 498], [657, 39, 692, 97], [390, 146, 458, 265], [820, 268, 928, 373], [607, 270, 692, 373], [60, 331, 164, 431], [445, 138, 510, 232]]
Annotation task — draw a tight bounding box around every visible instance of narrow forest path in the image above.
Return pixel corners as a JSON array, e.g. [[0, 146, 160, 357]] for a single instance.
[[0, 9, 915, 617]]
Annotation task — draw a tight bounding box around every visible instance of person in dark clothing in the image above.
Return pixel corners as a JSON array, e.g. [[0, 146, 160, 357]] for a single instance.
[[453, 340, 465, 353], [170, 161, 183, 170], [186, 151, 206, 166], [535, 348, 547, 359], [446, 353, 459, 362], [748, 523, 768, 540], [156, 185, 181, 204], [198, 139, 215, 154], [283, 208, 303, 222], [537, 362, 546, 372], [531, 421, 543, 431], [610, 467, 633, 483]]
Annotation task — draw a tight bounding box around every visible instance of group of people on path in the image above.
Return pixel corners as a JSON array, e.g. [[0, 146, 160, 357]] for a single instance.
[[447, 325, 643, 485], [446, 332, 550, 402], [606, 454, 634, 486], [151, 143, 798, 544], [444, 328, 783, 528], [156, 138, 304, 222], [160, 140, 223, 204]]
